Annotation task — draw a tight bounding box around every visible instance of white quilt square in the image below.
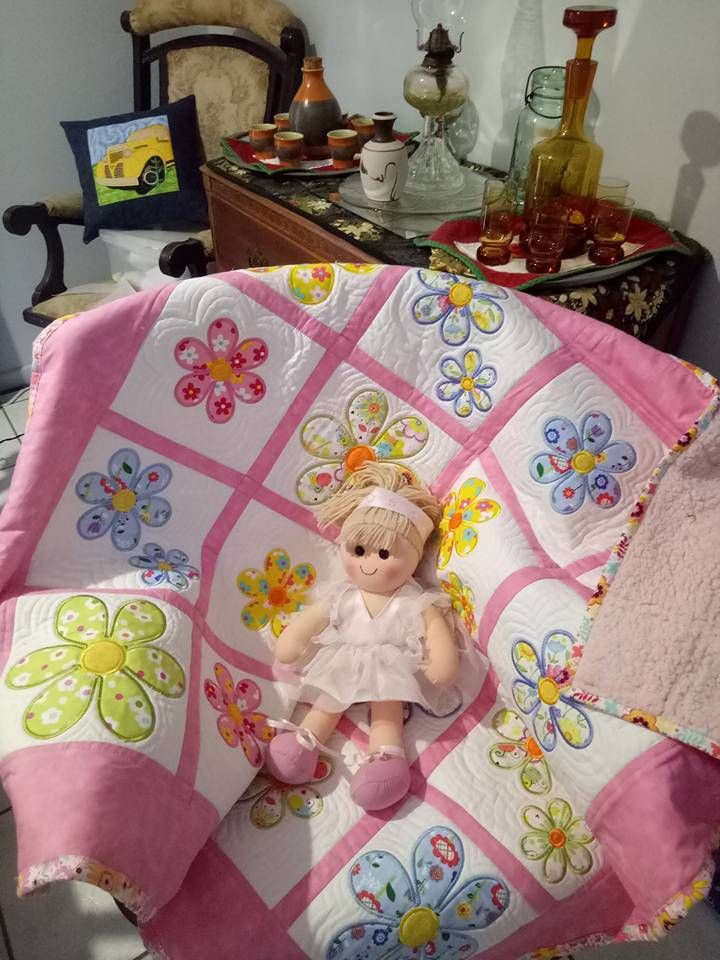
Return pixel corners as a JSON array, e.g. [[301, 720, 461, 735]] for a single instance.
[[27, 427, 232, 596], [238, 262, 388, 334], [491, 363, 665, 567], [0, 591, 191, 773], [289, 796, 534, 958], [263, 363, 460, 509], [356, 268, 560, 425], [110, 275, 324, 473], [204, 500, 336, 668]]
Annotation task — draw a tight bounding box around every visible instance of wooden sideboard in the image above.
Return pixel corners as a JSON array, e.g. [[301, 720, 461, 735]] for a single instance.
[[202, 164, 381, 271]]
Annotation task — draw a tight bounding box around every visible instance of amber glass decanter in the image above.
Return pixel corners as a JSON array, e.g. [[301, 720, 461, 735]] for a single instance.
[[524, 6, 617, 254]]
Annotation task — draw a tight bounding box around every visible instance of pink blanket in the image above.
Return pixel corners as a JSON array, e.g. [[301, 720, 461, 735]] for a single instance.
[[0, 265, 717, 960], [574, 390, 720, 755]]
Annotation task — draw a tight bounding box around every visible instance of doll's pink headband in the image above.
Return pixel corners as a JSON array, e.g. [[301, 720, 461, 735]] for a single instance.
[[358, 488, 434, 542]]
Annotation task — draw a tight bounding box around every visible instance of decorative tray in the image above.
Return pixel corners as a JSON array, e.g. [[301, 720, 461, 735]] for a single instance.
[[221, 131, 417, 177]]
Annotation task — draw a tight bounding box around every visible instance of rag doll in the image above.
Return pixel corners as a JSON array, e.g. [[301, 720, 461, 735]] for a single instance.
[[265, 463, 459, 811]]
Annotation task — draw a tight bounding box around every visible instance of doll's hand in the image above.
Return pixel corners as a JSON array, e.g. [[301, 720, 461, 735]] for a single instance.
[[274, 603, 329, 664], [422, 657, 458, 686], [421, 605, 459, 685]]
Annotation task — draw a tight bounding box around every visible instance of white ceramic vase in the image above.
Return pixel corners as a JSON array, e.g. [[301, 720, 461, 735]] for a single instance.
[[359, 112, 408, 202]]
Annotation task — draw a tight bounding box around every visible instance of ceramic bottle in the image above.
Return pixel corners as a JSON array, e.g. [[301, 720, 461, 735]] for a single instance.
[[359, 112, 408, 202], [289, 56, 343, 158]]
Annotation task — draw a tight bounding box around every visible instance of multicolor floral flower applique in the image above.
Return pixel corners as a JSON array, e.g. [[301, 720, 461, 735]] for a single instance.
[[436, 348, 497, 417], [289, 263, 335, 304], [327, 826, 509, 960], [439, 572, 477, 635], [5, 595, 183, 742], [237, 548, 316, 636], [530, 412, 637, 515], [297, 389, 429, 505], [511, 631, 593, 751], [174, 318, 268, 424], [129, 542, 199, 591], [489, 708, 552, 795], [413, 270, 508, 346], [203, 663, 273, 766], [76, 448, 172, 551], [437, 477, 501, 569], [519, 798, 594, 883], [239, 755, 333, 828]]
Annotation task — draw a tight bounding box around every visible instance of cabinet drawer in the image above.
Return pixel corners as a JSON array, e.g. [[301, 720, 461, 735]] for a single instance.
[[205, 174, 380, 271]]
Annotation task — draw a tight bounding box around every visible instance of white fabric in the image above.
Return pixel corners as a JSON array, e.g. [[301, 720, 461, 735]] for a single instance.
[[297, 578, 450, 713], [358, 488, 434, 543]]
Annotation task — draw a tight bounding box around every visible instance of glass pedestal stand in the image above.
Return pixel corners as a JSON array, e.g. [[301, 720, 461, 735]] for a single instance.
[[404, 115, 465, 197]]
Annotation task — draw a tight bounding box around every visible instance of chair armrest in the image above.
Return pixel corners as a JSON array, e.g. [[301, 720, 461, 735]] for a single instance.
[[2, 200, 84, 306], [159, 231, 214, 279]]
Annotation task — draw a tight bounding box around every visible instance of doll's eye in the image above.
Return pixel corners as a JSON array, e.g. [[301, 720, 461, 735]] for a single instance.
[[378, 549, 390, 560], [353, 545, 365, 557]]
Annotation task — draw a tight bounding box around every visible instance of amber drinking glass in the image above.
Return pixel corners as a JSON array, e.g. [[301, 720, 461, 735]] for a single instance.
[[526, 202, 569, 273], [478, 179, 516, 266], [596, 176, 630, 201], [589, 197, 635, 264]]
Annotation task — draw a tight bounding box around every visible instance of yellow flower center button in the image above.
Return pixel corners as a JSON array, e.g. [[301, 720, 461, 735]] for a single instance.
[[112, 489, 137, 512], [460, 377, 475, 391], [448, 283, 473, 307], [81, 640, 125, 676], [571, 450, 596, 475], [538, 677, 560, 705], [398, 907, 440, 948]]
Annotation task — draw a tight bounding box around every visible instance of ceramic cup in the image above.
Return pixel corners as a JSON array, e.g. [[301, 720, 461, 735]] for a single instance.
[[249, 123, 277, 159], [350, 115, 375, 148], [274, 112, 290, 131], [274, 130, 304, 166], [327, 129, 359, 169]]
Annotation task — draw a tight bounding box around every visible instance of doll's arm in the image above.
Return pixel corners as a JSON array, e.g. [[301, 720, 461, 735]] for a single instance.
[[422, 604, 459, 685], [274, 602, 330, 665]]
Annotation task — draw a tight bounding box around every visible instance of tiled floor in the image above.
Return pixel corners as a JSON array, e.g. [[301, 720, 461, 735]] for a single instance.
[[0, 391, 719, 958]]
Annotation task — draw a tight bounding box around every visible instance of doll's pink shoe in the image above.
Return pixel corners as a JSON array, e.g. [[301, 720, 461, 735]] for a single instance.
[[350, 746, 411, 811], [264, 726, 320, 785]]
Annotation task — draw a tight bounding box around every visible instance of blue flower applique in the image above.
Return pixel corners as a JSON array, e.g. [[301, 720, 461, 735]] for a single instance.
[[129, 543, 199, 591], [530, 412, 636, 514], [76, 448, 172, 551], [512, 631, 593, 752], [413, 270, 508, 346], [327, 826, 509, 959], [436, 348, 497, 417]]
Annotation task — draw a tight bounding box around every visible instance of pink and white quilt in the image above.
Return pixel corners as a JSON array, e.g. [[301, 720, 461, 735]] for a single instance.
[[0, 263, 718, 960]]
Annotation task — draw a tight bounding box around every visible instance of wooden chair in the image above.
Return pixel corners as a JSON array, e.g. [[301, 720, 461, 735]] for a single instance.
[[3, 0, 305, 327]]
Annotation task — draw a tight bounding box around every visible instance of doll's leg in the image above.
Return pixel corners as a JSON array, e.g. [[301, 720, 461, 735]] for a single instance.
[[351, 700, 410, 812], [265, 705, 342, 785]]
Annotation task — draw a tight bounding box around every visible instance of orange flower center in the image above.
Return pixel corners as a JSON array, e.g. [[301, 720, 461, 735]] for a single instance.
[[227, 703, 243, 726], [449, 513, 463, 530], [268, 586, 289, 607], [112, 489, 137, 513], [549, 828, 567, 848], [206, 358, 233, 382], [344, 444, 377, 472], [525, 736, 543, 760]]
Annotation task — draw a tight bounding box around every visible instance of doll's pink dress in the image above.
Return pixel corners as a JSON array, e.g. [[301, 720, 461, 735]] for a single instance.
[[297, 578, 452, 713]]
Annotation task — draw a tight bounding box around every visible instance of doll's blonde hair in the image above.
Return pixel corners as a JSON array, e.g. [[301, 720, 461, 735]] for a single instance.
[[316, 463, 441, 557]]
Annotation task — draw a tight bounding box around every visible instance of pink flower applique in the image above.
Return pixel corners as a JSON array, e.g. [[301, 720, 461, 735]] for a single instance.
[[203, 663, 274, 766], [174, 318, 268, 424]]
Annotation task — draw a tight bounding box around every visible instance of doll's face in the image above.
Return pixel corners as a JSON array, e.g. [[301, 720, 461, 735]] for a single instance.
[[342, 534, 419, 594]]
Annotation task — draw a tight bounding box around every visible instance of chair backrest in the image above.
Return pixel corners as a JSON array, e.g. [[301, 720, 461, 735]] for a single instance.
[[121, 0, 305, 159]]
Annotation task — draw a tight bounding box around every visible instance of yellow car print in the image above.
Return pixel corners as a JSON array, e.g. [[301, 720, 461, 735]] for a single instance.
[[94, 123, 175, 195]]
